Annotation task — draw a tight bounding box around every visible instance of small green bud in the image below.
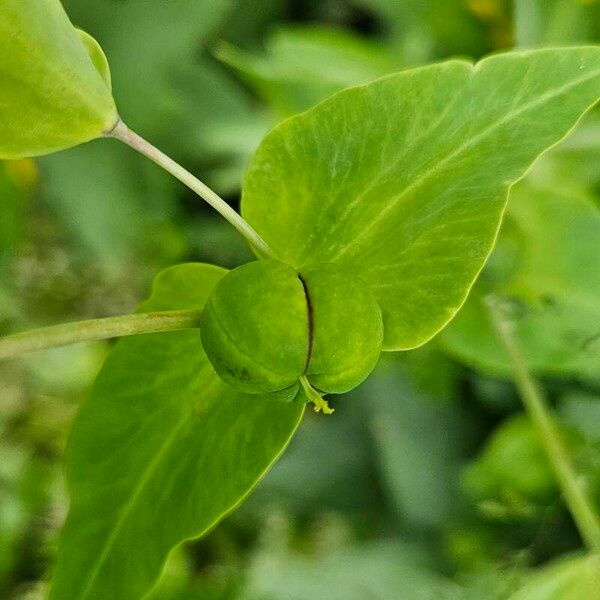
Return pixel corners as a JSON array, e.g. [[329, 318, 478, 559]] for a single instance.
[[0, 0, 118, 159], [200, 259, 383, 402]]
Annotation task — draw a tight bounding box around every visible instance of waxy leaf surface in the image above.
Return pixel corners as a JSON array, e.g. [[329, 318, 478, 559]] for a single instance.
[[51, 264, 304, 600], [242, 47, 600, 350], [442, 183, 600, 377], [0, 0, 117, 158]]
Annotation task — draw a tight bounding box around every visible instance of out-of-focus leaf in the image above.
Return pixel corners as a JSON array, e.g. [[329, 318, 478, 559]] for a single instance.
[[244, 541, 462, 600], [348, 0, 494, 62], [442, 183, 600, 377], [243, 48, 600, 350], [560, 392, 600, 443], [0, 163, 27, 276], [0, 443, 55, 594], [216, 25, 402, 117], [362, 352, 468, 529], [516, 0, 600, 48], [508, 553, 600, 600], [51, 264, 304, 600], [169, 58, 268, 193], [547, 110, 600, 190], [462, 414, 558, 518], [0, 161, 32, 323], [219, 0, 286, 48], [38, 140, 181, 272], [458, 568, 527, 600], [148, 548, 241, 600], [250, 406, 373, 515]]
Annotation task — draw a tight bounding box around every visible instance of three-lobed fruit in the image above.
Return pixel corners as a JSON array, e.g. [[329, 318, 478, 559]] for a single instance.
[[200, 259, 383, 400]]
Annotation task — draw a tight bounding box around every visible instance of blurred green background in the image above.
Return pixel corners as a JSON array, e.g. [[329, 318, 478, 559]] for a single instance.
[[1, 0, 600, 598]]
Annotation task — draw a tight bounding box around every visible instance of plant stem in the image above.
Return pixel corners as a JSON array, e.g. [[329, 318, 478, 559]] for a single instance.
[[299, 375, 334, 415], [487, 296, 600, 553], [0, 310, 202, 361], [107, 119, 275, 260]]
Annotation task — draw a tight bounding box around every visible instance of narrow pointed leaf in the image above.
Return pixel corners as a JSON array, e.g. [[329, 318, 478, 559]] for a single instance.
[[242, 47, 600, 350], [50, 264, 304, 600]]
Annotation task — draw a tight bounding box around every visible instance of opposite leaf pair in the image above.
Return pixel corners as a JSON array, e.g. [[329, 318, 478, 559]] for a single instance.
[[2, 2, 600, 599], [52, 45, 600, 598]]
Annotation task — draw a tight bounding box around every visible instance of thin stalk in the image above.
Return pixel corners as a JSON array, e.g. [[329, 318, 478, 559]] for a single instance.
[[107, 119, 275, 260], [0, 310, 202, 361], [487, 296, 600, 553], [299, 375, 334, 414]]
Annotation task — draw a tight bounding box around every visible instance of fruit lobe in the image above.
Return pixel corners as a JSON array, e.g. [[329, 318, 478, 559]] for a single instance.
[[300, 263, 383, 394], [200, 260, 308, 395]]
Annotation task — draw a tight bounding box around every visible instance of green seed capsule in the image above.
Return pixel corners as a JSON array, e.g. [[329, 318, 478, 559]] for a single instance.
[[200, 260, 308, 396], [201, 259, 383, 402], [300, 263, 383, 394]]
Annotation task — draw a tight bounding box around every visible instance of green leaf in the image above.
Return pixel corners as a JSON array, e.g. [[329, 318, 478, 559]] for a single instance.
[[515, 0, 600, 48], [37, 140, 181, 272], [442, 183, 600, 377], [242, 47, 600, 350], [461, 414, 558, 517], [245, 541, 462, 600], [77, 29, 112, 90], [50, 264, 304, 600], [349, 0, 489, 62], [362, 352, 467, 529], [508, 554, 600, 600], [0, 162, 27, 276], [0, 0, 117, 158], [560, 392, 600, 443]]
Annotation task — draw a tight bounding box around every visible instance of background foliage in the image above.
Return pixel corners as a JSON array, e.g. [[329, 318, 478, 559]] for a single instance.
[[1, 0, 600, 598]]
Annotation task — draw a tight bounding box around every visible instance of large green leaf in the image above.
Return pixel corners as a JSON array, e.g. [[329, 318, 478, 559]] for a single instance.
[[50, 264, 304, 600], [0, 0, 116, 158], [442, 183, 600, 377], [242, 47, 600, 350]]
